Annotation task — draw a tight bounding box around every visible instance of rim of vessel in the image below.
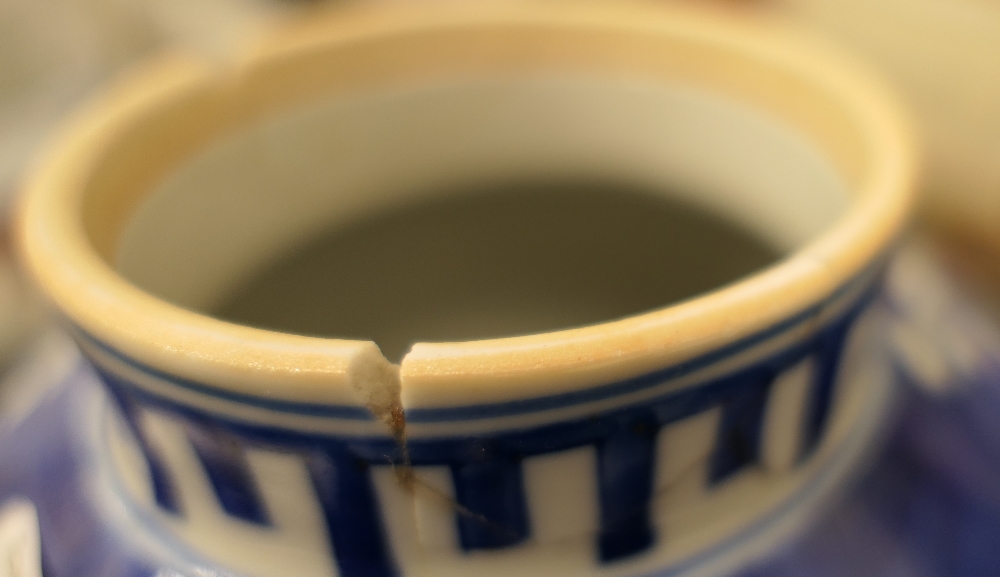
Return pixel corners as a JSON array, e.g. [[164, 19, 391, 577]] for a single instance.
[[16, 1, 917, 405]]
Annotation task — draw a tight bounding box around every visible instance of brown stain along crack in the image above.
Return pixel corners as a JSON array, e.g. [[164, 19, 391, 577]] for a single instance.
[[404, 467, 523, 543], [348, 345, 412, 482], [383, 398, 519, 540], [352, 348, 723, 545], [351, 344, 521, 539]]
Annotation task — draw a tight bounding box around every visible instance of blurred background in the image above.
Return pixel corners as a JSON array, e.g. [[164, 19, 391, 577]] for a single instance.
[[4, 0, 1000, 368]]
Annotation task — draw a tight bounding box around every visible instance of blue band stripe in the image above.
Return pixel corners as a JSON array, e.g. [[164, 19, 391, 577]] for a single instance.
[[406, 278, 881, 422], [71, 261, 884, 424], [73, 329, 374, 421]]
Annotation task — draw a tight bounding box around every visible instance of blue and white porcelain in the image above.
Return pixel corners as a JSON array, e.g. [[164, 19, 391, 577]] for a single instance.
[[8, 240, 1000, 577], [2, 2, 949, 576]]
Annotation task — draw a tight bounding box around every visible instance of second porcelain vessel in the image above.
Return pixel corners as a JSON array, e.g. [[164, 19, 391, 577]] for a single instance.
[[8, 3, 918, 577]]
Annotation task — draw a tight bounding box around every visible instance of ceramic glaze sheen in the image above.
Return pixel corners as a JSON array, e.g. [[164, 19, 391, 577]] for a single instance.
[[10, 3, 916, 577]]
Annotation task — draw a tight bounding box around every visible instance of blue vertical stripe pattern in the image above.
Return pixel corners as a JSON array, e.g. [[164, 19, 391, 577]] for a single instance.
[[451, 455, 530, 550], [104, 378, 181, 514], [802, 320, 852, 458], [185, 423, 270, 525], [596, 411, 659, 561], [306, 449, 398, 577], [710, 372, 774, 483]]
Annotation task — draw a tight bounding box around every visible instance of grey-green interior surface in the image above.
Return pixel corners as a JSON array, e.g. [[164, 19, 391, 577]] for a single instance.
[[214, 180, 781, 361]]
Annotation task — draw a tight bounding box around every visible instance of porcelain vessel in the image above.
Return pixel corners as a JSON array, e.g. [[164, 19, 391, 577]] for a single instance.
[[2, 3, 933, 577]]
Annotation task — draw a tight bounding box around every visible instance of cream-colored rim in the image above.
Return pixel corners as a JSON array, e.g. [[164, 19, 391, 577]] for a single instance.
[[17, 1, 917, 411]]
